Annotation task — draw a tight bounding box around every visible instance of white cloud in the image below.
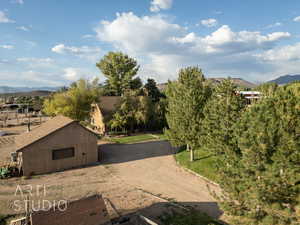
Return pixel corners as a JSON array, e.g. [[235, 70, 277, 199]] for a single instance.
[[82, 34, 94, 39], [0, 45, 14, 49], [17, 57, 55, 68], [265, 22, 282, 29], [51, 44, 101, 61], [150, 0, 173, 12], [11, 0, 24, 4], [94, 12, 294, 82], [0, 11, 15, 23], [200, 18, 218, 27], [17, 26, 30, 31], [95, 12, 183, 55], [293, 16, 300, 22], [0, 59, 10, 64], [256, 42, 300, 61], [62, 67, 99, 83]]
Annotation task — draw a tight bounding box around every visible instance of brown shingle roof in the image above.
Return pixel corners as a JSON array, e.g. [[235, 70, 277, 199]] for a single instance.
[[15, 115, 75, 152], [31, 194, 111, 225], [97, 96, 121, 118]]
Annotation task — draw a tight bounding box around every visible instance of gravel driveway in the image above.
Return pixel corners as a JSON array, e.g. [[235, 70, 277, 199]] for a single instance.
[[101, 140, 222, 219]]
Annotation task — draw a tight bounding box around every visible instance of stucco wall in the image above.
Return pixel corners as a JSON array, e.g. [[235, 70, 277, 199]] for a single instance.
[[20, 123, 98, 176], [90, 104, 105, 135]]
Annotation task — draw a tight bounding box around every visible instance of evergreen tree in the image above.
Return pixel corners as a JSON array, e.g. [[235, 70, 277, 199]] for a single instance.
[[216, 85, 300, 225], [144, 78, 162, 102], [203, 79, 246, 156], [256, 82, 278, 97], [165, 67, 211, 161], [96, 52, 140, 96]]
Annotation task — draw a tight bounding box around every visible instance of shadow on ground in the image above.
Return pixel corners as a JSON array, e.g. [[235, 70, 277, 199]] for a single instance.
[[99, 140, 173, 165], [108, 201, 225, 225]]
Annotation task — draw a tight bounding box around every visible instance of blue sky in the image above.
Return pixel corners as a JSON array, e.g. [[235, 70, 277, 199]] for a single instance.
[[0, 0, 300, 87]]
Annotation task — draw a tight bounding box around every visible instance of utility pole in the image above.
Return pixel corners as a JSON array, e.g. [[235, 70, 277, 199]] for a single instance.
[[26, 104, 31, 132]]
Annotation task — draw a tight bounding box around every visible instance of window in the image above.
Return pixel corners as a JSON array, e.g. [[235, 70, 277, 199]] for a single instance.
[[52, 147, 75, 160]]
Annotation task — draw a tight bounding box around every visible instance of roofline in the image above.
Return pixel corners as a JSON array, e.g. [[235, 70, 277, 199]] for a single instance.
[[16, 121, 98, 153]]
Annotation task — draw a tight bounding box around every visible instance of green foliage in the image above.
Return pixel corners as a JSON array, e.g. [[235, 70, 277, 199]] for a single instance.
[[160, 210, 222, 225], [96, 52, 140, 96], [144, 78, 162, 102], [165, 66, 211, 159], [109, 90, 140, 133], [130, 77, 143, 91], [256, 82, 278, 96], [286, 81, 300, 96], [215, 85, 300, 224], [0, 165, 18, 179], [0, 215, 10, 225], [203, 79, 246, 156], [43, 79, 100, 121], [109, 89, 167, 133]]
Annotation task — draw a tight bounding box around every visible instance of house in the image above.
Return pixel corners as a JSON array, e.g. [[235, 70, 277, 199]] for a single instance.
[[14, 115, 98, 176], [90, 96, 121, 135], [10, 195, 111, 225], [238, 91, 261, 104]]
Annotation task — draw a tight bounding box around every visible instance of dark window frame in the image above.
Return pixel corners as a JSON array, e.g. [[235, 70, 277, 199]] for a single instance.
[[52, 147, 75, 160]]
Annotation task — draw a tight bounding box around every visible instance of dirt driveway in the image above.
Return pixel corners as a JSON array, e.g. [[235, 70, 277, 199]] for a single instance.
[[101, 140, 222, 219], [0, 140, 223, 222]]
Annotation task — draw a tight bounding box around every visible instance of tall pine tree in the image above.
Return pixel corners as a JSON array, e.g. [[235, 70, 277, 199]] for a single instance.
[[203, 79, 246, 156], [215, 85, 300, 225]]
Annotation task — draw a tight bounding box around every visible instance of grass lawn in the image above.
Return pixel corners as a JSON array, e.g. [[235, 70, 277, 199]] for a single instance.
[[104, 133, 167, 144], [175, 148, 218, 183]]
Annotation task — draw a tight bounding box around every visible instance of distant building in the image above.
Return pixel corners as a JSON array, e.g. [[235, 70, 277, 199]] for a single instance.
[[238, 91, 261, 104], [90, 96, 121, 135], [14, 115, 98, 176]]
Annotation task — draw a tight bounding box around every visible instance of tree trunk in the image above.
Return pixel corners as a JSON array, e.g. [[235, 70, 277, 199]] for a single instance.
[[189, 145, 194, 162]]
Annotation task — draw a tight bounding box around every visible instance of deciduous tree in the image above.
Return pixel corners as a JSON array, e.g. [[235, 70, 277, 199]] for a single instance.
[[165, 67, 211, 161], [43, 79, 100, 121], [96, 52, 140, 96]]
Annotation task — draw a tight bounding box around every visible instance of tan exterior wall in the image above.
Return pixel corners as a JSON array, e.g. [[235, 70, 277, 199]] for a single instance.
[[20, 123, 98, 176], [90, 104, 105, 135]]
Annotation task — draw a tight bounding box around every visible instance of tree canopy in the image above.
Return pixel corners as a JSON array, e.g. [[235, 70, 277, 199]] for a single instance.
[[43, 79, 100, 121], [215, 85, 300, 225], [144, 78, 162, 102], [96, 52, 140, 96], [203, 79, 246, 156], [165, 66, 211, 161]]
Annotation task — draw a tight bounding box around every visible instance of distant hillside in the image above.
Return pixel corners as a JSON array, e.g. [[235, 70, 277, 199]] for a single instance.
[[0, 90, 53, 98], [268, 74, 300, 85], [0, 86, 59, 94], [209, 78, 257, 88]]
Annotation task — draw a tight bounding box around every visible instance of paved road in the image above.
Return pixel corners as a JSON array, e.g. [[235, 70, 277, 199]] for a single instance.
[[101, 140, 222, 219]]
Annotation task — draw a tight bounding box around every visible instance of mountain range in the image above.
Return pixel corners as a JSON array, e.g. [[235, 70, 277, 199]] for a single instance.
[[0, 86, 59, 94], [0, 74, 299, 94], [268, 74, 300, 85]]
